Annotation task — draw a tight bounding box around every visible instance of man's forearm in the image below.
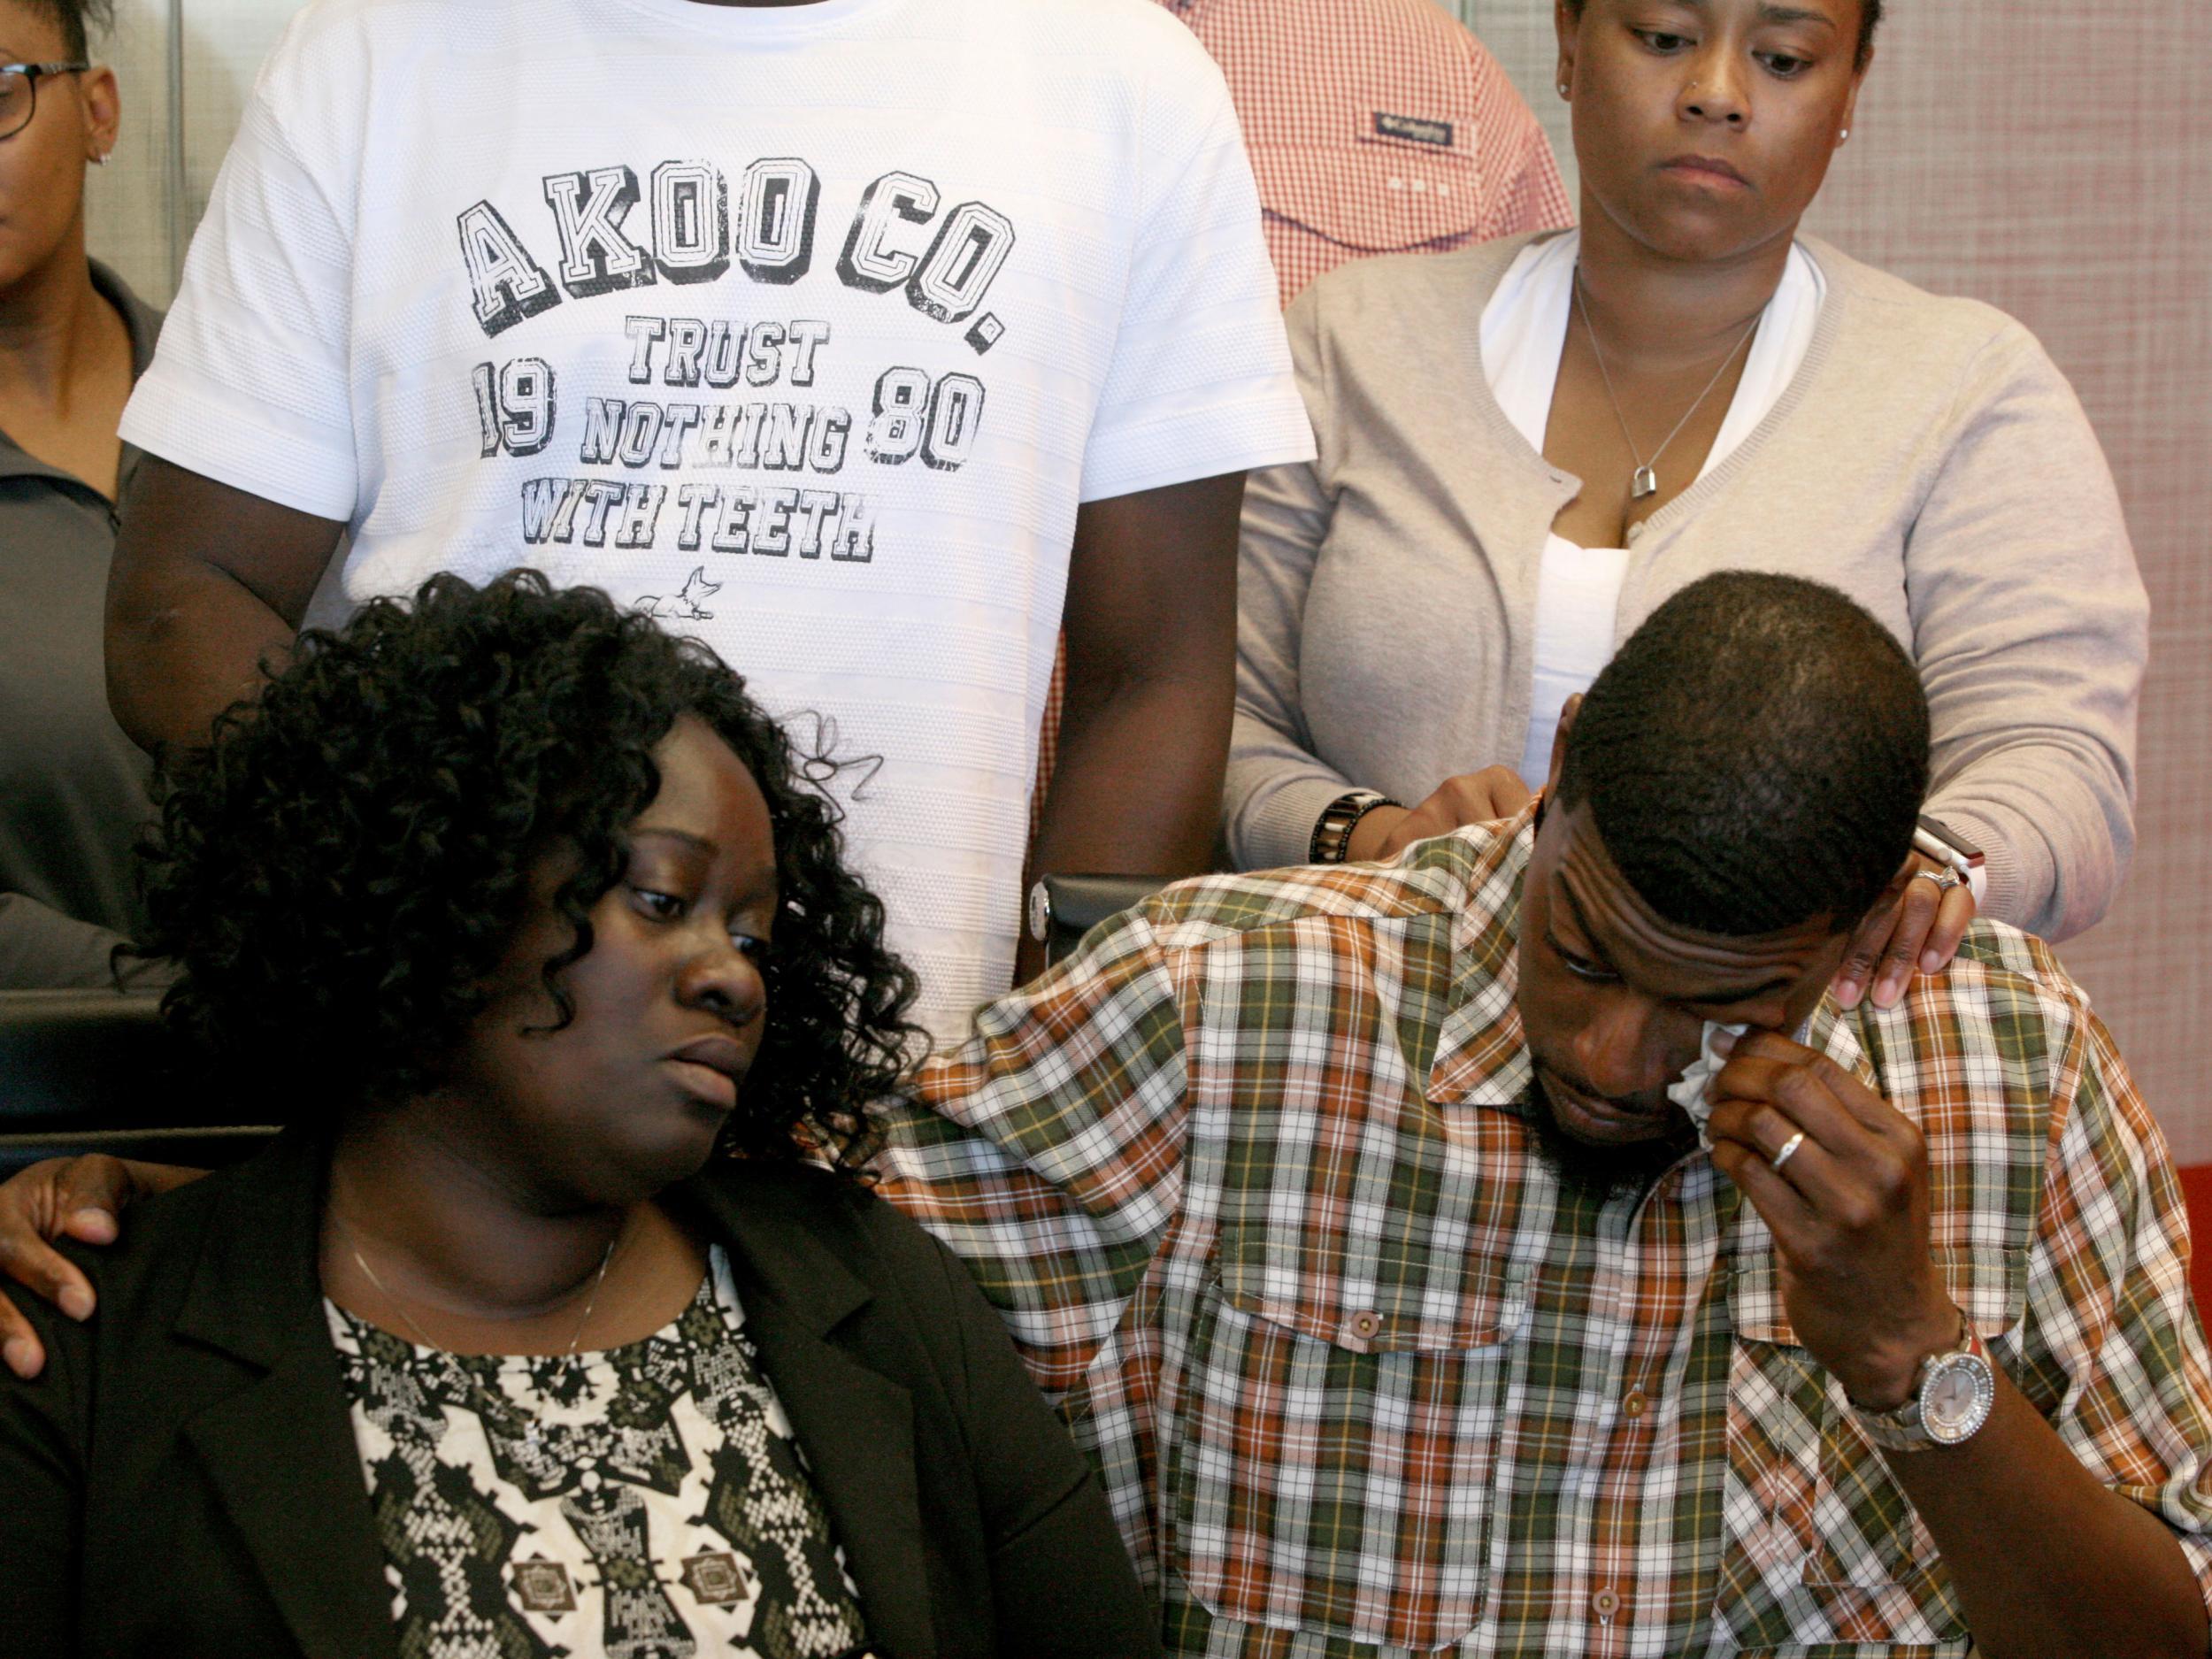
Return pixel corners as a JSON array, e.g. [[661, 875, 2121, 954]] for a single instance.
[[105, 561, 296, 754], [1017, 467, 1243, 982], [1885, 1369, 2206, 1659], [1021, 665, 1229, 981], [1031, 665, 1229, 879], [104, 457, 344, 755]]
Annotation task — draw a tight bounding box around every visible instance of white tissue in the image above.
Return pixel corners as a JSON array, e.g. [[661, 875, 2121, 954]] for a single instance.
[[1668, 1021, 1747, 1149]]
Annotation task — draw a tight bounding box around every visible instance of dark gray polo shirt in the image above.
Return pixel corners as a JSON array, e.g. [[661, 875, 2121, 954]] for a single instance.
[[0, 260, 170, 988]]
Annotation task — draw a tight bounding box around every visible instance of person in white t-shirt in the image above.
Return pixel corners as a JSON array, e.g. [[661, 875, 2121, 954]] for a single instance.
[[104, 0, 1314, 1041]]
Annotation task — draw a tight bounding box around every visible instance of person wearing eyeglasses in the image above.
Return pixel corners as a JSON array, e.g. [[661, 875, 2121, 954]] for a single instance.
[[0, 0, 167, 992]]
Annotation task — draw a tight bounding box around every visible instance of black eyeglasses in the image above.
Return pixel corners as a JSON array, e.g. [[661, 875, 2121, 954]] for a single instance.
[[0, 61, 88, 143]]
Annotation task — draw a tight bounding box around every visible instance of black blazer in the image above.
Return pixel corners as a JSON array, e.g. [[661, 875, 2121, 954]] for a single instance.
[[0, 1133, 1159, 1659]]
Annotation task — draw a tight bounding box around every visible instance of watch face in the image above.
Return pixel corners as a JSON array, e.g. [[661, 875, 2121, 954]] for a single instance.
[[1921, 1353, 1995, 1445]]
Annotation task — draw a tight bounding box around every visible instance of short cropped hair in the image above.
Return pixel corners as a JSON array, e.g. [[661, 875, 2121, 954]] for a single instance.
[[1554, 572, 1928, 936], [1564, 0, 1883, 72], [28, 0, 111, 60], [135, 571, 923, 1176]]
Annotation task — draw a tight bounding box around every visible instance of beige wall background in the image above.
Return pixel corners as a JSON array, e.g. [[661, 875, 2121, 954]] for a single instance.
[[81, 1, 2212, 1149]]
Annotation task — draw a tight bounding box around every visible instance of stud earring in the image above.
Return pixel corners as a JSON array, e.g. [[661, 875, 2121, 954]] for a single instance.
[[91, 151, 110, 165], [1557, 80, 1571, 99], [1838, 127, 1850, 144]]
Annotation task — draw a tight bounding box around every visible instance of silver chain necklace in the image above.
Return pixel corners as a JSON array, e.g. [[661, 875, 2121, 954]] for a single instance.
[[1573, 265, 1763, 502], [337, 1214, 620, 1457]]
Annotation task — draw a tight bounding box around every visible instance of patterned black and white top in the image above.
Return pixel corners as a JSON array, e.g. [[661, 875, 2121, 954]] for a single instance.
[[325, 1247, 870, 1659]]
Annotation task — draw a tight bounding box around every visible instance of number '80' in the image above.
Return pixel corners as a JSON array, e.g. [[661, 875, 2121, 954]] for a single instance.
[[864, 368, 986, 472]]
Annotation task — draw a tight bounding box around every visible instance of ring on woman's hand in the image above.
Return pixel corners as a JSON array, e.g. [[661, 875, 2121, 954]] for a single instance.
[[1913, 865, 1963, 892], [1770, 1130, 1808, 1173]]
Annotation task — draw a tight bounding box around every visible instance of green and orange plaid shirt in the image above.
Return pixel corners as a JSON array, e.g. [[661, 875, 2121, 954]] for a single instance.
[[875, 810, 2212, 1657]]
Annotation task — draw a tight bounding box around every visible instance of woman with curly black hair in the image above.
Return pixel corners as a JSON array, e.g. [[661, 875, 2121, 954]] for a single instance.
[[0, 571, 1158, 1659]]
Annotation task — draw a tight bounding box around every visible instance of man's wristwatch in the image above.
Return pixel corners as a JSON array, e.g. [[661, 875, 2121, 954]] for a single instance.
[[1310, 789, 1402, 865], [1847, 1310, 1996, 1452]]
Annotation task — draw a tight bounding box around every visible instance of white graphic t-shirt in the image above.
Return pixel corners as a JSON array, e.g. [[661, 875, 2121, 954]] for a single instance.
[[122, 0, 1313, 1038]]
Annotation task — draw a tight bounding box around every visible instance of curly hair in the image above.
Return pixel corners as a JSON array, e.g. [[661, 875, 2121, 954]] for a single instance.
[[134, 571, 924, 1177]]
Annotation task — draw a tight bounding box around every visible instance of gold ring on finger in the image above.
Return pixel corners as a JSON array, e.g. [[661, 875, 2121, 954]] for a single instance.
[[1770, 1130, 1808, 1173]]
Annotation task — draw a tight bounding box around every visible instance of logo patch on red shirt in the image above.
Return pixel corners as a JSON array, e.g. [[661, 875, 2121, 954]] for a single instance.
[[1373, 111, 1454, 148]]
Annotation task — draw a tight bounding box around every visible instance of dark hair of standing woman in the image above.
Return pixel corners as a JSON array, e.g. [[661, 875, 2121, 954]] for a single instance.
[[20, 0, 108, 60]]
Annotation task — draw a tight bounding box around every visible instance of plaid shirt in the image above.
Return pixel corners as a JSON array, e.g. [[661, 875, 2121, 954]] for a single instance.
[[878, 809, 2212, 1657], [1156, 0, 1573, 307]]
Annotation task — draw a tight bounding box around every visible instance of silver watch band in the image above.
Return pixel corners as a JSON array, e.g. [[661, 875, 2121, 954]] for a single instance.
[[1848, 1312, 1995, 1452]]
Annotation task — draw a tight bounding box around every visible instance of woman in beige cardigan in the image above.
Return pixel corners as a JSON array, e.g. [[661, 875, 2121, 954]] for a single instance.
[[1225, 0, 2146, 1010]]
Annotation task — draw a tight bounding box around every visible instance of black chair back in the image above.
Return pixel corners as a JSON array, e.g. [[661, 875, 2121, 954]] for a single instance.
[[0, 991, 276, 1177]]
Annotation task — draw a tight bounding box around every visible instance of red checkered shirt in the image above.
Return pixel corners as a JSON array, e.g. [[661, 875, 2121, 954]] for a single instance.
[[1157, 0, 1573, 307], [877, 808, 2212, 1656]]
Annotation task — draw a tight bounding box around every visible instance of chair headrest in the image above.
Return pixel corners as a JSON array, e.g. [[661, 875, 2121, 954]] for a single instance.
[[0, 990, 199, 1128]]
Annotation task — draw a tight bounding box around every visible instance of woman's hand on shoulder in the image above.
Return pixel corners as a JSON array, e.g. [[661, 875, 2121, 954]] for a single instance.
[[1832, 852, 1978, 1011], [0, 1156, 180, 1379], [1344, 767, 1534, 864]]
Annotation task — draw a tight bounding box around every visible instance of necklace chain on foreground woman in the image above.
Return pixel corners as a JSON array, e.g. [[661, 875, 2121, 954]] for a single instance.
[[339, 1216, 620, 1457], [1573, 266, 1764, 501]]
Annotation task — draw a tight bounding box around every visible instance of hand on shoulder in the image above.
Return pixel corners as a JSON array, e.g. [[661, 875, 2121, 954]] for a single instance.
[[1344, 766, 1533, 864], [0, 1156, 196, 1379]]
